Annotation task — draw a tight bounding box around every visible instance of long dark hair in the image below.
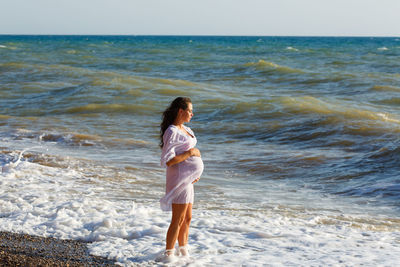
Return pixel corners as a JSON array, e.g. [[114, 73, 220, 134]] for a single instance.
[[160, 97, 192, 148]]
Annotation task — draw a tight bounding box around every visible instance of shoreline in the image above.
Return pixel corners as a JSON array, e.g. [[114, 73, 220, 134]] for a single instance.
[[0, 231, 117, 266]]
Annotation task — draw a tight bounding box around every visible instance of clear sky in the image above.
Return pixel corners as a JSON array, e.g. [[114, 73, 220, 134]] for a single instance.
[[1, 0, 399, 36]]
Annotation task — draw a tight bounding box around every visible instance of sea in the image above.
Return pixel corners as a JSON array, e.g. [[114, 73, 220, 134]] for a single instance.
[[1, 35, 400, 266]]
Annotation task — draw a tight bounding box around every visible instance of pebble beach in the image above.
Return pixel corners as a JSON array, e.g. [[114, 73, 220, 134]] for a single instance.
[[0, 231, 116, 266]]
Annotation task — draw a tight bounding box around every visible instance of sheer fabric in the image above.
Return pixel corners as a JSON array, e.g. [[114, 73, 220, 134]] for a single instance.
[[160, 125, 204, 211]]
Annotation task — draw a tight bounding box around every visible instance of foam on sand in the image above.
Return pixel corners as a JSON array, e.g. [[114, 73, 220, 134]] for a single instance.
[[1, 150, 400, 266]]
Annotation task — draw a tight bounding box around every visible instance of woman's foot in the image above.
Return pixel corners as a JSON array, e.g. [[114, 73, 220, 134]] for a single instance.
[[156, 249, 176, 263], [179, 246, 190, 257]]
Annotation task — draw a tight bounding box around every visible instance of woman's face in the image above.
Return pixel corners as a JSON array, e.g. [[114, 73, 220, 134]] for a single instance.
[[180, 102, 193, 123]]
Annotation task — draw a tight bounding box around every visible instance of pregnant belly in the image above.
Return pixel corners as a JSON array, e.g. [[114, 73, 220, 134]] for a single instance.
[[181, 156, 204, 179]]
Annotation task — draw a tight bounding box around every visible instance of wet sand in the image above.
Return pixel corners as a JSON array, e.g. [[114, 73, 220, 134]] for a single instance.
[[0, 231, 117, 266]]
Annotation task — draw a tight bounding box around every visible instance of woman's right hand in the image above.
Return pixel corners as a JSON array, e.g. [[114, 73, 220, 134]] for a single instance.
[[189, 148, 201, 157]]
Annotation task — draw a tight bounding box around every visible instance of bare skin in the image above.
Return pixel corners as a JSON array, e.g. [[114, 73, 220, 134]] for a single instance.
[[166, 203, 192, 250]]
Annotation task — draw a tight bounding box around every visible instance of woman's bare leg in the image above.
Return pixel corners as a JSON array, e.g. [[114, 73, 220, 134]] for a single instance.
[[178, 203, 192, 247], [166, 203, 190, 250]]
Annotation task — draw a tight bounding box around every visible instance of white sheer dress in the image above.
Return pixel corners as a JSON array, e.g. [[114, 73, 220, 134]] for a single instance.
[[160, 125, 204, 211]]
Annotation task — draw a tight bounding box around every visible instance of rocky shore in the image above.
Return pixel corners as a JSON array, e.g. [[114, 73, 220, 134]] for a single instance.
[[0, 231, 117, 266]]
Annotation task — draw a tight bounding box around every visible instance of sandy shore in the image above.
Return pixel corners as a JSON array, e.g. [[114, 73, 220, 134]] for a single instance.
[[0, 231, 117, 266]]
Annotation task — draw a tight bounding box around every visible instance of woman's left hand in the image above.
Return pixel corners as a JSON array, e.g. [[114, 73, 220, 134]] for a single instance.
[[192, 177, 200, 184]]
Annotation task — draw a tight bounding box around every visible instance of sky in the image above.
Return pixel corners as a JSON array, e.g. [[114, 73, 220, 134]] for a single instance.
[[1, 0, 399, 36]]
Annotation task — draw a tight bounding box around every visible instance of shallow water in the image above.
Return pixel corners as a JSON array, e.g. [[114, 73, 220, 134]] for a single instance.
[[1, 35, 400, 265]]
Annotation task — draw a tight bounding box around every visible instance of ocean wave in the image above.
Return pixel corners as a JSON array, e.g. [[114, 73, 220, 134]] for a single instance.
[[0, 44, 16, 50], [298, 73, 355, 85], [243, 60, 304, 74], [375, 97, 400, 106], [281, 96, 400, 125], [326, 60, 362, 66], [286, 46, 299, 51], [66, 49, 77, 54], [370, 85, 400, 92], [368, 143, 400, 162], [310, 213, 400, 231], [19, 82, 77, 93], [148, 77, 198, 87], [90, 77, 142, 89], [0, 114, 12, 119], [39, 132, 101, 147], [0, 59, 206, 98], [66, 103, 156, 115], [197, 98, 281, 121], [1, 60, 206, 101], [156, 88, 190, 96], [337, 179, 400, 204], [10, 129, 103, 147], [0, 62, 30, 70], [0, 62, 93, 79], [198, 95, 400, 143], [91, 72, 203, 94], [6, 128, 150, 150]]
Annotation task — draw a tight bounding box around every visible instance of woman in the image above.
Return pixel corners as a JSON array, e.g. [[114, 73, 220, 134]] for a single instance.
[[159, 97, 204, 260]]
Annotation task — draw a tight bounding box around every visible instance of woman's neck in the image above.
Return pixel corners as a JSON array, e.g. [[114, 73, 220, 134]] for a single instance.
[[173, 118, 184, 129], [173, 123, 184, 130]]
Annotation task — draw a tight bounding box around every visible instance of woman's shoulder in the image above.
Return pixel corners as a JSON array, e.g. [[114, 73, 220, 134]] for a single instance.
[[164, 124, 178, 138], [166, 124, 178, 133]]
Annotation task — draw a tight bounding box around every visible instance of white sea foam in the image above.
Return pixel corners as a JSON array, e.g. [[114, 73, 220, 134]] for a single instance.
[[1, 146, 42, 173], [1, 150, 400, 266], [286, 46, 299, 51], [378, 47, 388, 51]]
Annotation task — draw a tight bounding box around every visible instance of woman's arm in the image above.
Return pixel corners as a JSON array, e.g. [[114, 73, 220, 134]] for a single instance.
[[166, 148, 201, 167]]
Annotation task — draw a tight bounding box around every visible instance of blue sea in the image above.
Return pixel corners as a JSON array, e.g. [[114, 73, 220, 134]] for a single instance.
[[1, 35, 400, 266]]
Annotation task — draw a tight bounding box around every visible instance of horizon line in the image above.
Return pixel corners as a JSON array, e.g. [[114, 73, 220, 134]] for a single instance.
[[0, 34, 399, 38]]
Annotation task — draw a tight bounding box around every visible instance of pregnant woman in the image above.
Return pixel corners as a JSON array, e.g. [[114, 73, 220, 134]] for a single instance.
[[159, 97, 204, 261]]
